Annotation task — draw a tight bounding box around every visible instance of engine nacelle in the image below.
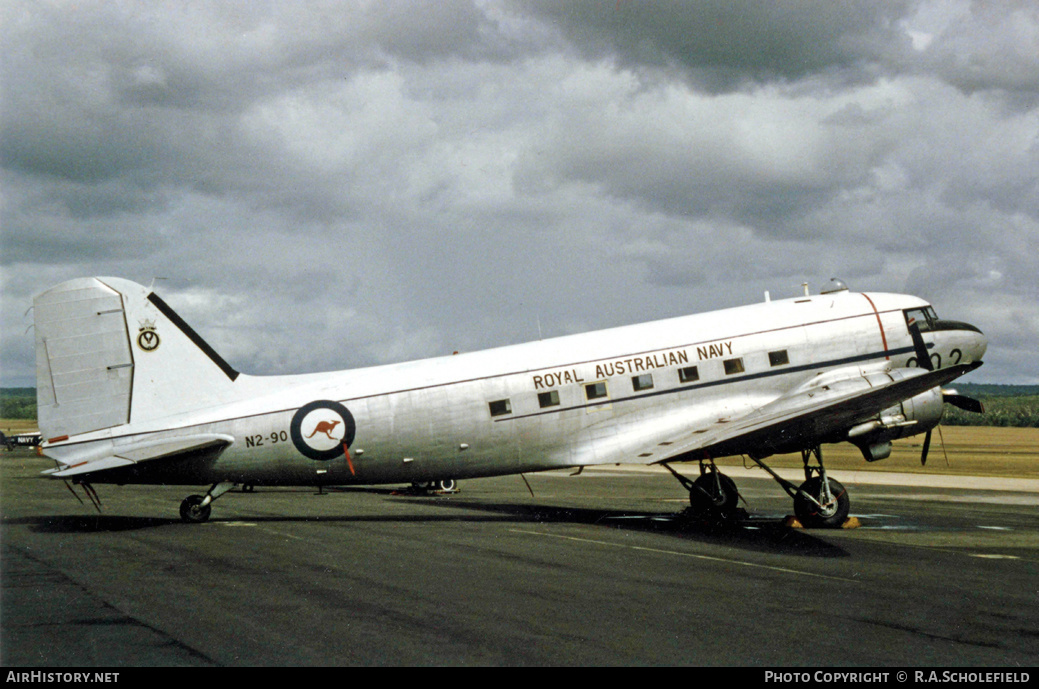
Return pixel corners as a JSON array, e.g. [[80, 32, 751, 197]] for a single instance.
[[848, 387, 945, 461]]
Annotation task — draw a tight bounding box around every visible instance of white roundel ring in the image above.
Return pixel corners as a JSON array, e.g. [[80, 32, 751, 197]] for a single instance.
[[290, 400, 356, 461]]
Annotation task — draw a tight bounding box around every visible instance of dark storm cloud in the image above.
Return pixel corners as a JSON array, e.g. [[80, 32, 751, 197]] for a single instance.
[[0, 1, 509, 183], [1, 1, 1037, 386], [511, 0, 916, 90], [911, 1, 1039, 101]]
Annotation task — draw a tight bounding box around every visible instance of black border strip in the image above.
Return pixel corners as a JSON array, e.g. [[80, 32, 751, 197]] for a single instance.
[[147, 293, 240, 382]]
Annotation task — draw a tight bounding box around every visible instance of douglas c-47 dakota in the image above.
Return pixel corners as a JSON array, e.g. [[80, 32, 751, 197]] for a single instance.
[[32, 277, 987, 526]]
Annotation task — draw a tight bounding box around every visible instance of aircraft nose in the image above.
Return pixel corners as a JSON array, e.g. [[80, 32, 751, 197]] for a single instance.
[[963, 322, 987, 362], [972, 326, 988, 362], [943, 319, 987, 363]]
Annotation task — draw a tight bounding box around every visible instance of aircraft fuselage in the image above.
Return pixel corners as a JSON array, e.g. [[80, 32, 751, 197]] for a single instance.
[[38, 283, 986, 490]]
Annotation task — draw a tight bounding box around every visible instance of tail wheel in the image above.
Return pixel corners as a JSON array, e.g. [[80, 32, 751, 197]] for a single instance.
[[689, 472, 739, 513], [794, 477, 850, 528], [180, 495, 212, 524]]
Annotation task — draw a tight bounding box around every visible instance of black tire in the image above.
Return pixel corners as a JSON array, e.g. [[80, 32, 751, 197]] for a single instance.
[[793, 477, 850, 528], [180, 495, 212, 524], [689, 472, 739, 513]]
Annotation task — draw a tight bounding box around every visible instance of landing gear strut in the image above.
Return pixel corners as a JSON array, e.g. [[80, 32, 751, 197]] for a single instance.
[[668, 446, 852, 528], [794, 476, 849, 528], [792, 446, 849, 528], [665, 459, 740, 519], [745, 445, 851, 528], [180, 481, 236, 523]]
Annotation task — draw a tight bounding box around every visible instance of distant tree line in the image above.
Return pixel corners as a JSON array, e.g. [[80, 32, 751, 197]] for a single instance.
[[938, 383, 1039, 428], [1, 389, 36, 420], [3, 385, 1038, 427], [942, 395, 1039, 427]]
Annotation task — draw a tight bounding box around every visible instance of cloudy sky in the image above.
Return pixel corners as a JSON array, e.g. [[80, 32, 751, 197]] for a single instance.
[[2, 0, 1037, 388]]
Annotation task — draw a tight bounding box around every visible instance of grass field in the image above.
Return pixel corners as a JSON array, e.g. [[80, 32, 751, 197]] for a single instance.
[[1, 419, 37, 435], [5, 419, 1037, 480], [712, 425, 1039, 480]]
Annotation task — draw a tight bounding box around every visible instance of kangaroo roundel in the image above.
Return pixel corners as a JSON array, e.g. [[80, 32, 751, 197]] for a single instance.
[[290, 400, 356, 461]]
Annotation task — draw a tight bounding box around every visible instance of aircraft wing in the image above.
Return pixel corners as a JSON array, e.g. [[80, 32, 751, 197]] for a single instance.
[[638, 362, 980, 465], [43, 434, 235, 479]]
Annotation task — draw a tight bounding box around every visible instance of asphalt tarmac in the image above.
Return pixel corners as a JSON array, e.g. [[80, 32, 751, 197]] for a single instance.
[[2, 449, 1037, 667]]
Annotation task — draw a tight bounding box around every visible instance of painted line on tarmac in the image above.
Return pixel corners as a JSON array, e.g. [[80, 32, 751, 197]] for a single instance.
[[509, 528, 859, 583]]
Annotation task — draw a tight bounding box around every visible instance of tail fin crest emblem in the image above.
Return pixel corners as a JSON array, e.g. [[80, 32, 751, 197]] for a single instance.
[[137, 320, 160, 351]]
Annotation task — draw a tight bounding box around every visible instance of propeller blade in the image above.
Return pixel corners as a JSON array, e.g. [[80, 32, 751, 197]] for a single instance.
[[921, 429, 931, 466], [908, 322, 933, 371], [943, 392, 985, 414]]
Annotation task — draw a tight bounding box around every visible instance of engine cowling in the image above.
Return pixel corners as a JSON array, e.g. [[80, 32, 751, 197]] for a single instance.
[[848, 387, 945, 461]]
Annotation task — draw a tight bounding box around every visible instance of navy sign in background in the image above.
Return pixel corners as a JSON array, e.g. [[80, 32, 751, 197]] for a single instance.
[[290, 400, 357, 461]]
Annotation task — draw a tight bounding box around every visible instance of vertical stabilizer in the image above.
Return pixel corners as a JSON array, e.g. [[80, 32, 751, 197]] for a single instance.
[[35, 277, 240, 439]]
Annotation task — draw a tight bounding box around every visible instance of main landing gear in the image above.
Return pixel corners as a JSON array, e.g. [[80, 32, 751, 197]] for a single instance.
[[180, 481, 236, 523], [666, 445, 852, 528], [665, 459, 742, 521], [767, 446, 851, 528]]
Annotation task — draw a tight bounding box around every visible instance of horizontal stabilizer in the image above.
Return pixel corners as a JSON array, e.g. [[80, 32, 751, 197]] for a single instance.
[[44, 456, 136, 478], [44, 434, 234, 479]]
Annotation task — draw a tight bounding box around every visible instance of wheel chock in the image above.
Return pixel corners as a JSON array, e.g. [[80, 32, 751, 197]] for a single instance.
[[783, 515, 861, 529]]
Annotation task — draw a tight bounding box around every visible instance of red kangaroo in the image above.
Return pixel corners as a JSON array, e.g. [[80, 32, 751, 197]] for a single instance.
[[306, 419, 341, 441]]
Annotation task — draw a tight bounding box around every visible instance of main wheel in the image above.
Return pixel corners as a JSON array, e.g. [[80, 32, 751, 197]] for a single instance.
[[793, 477, 850, 528], [689, 472, 739, 513], [180, 495, 212, 524], [435, 479, 458, 492]]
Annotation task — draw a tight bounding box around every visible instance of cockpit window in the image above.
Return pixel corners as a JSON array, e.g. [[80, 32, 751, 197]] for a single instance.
[[904, 306, 939, 332]]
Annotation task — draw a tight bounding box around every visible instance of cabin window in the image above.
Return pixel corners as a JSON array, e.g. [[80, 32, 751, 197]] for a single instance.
[[585, 382, 608, 400], [489, 399, 512, 417], [632, 373, 654, 391], [538, 390, 560, 408], [723, 358, 745, 375], [678, 366, 699, 383], [768, 350, 789, 367]]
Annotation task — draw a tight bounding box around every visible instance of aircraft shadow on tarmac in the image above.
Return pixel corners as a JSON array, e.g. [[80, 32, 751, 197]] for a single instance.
[[418, 497, 850, 558], [10, 488, 849, 559]]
